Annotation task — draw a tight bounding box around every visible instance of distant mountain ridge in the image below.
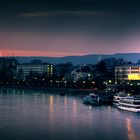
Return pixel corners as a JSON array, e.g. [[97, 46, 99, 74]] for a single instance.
[[11, 53, 140, 65]]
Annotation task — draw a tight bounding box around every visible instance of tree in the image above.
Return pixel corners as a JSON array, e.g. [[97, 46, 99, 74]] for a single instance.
[[137, 59, 140, 65], [54, 62, 74, 77], [17, 69, 24, 81]]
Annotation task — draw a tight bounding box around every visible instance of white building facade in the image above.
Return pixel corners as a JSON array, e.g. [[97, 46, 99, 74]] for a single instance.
[[17, 63, 53, 80]]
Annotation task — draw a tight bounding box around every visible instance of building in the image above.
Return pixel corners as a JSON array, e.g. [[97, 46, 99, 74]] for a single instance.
[[0, 57, 18, 80], [17, 63, 53, 80], [115, 65, 140, 82]]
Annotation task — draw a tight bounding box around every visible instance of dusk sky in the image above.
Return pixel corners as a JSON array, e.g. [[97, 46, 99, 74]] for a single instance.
[[1, 0, 140, 57]]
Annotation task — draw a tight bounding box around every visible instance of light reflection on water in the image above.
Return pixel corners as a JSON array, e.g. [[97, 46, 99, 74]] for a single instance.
[[0, 88, 140, 140], [126, 118, 138, 140]]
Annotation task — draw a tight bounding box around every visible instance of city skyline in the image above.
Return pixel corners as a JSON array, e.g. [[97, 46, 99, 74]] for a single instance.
[[1, 0, 140, 57]]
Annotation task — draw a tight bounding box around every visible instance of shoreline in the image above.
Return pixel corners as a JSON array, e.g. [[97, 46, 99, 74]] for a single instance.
[[0, 86, 115, 96], [0, 86, 115, 104], [0, 86, 93, 95]]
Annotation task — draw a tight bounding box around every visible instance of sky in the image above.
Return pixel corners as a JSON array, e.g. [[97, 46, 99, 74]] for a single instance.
[[1, 0, 140, 57]]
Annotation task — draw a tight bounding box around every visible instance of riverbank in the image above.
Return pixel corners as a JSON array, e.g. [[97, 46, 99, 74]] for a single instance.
[[0, 86, 115, 105], [0, 85, 115, 95], [0, 86, 92, 95]]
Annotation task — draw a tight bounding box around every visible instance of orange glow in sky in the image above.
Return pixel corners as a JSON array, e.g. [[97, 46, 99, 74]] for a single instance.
[[0, 50, 86, 57]]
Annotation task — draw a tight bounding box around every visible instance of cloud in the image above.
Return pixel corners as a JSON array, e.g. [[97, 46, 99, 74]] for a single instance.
[[20, 12, 49, 17], [20, 11, 111, 17]]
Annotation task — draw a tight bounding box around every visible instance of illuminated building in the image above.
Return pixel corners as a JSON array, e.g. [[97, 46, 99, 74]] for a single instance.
[[17, 63, 53, 80], [115, 65, 140, 82]]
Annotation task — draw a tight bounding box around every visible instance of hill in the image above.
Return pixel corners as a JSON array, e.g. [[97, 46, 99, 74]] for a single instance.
[[13, 53, 140, 65]]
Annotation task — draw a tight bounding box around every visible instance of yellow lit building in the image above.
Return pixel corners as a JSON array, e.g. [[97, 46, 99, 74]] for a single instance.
[[115, 66, 140, 81]]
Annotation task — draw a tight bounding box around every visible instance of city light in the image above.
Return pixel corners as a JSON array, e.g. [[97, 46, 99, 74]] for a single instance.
[[128, 74, 140, 80]]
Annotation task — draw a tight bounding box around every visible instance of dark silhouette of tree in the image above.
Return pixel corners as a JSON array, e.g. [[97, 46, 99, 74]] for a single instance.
[[136, 59, 140, 65], [54, 62, 74, 77], [95, 60, 108, 79], [17, 69, 24, 81]]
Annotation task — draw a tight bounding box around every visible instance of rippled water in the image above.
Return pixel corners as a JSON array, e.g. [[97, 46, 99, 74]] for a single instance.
[[0, 88, 140, 140]]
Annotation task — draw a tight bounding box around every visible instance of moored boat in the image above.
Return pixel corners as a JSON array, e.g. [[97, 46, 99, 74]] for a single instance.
[[118, 96, 140, 113], [113, 92, 127, 106], [83, 93, 100, 105]]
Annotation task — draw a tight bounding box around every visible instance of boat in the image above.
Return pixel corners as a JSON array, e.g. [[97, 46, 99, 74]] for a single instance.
[[83, 93, 100, 105], [118, 96, 140, 113], [113, 92, 127, 106], [59, 93, 65, 96]]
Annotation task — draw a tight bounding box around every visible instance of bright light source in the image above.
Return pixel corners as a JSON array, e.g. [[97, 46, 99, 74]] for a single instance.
[[128, 74, 140, 80], [88, 74, 91, 77]]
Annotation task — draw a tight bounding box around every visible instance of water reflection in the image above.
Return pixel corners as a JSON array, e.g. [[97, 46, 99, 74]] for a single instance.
[[72, 100, 77, 114], [49, 95, 54, 113], [126, 118, 138, 140], [0, 88, 140, 140]]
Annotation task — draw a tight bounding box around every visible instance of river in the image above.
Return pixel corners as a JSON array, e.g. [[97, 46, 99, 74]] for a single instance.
[[0, 88, 140, 140]]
